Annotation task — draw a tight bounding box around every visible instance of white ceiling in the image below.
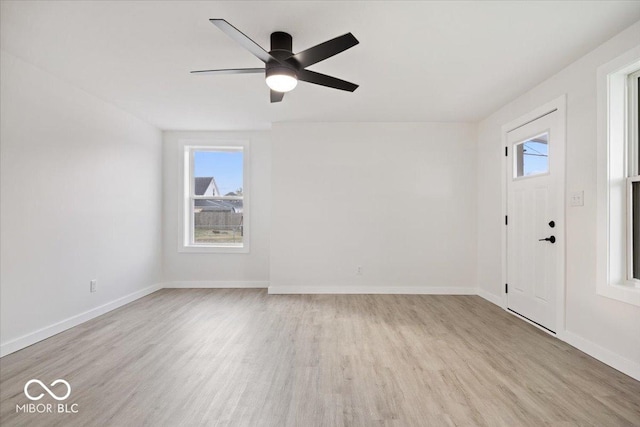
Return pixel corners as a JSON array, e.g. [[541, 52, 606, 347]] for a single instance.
[[2, 1, 639, 130]]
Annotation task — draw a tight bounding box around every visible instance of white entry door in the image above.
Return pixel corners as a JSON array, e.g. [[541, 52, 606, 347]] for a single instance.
[[506, 110, 564, 333]]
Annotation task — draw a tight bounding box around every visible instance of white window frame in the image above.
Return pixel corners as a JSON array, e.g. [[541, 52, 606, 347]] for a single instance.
[[596, 46, 640, 306], [179, 139, 250, 253]]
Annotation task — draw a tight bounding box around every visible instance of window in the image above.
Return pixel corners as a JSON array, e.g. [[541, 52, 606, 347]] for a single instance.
[[513, 132, 549, 178], [626, 69, 640, 280], [596, 46, 640, 306], [182, 143, 249, 253]]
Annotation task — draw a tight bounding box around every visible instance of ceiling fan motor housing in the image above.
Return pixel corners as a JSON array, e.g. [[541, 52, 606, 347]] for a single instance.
[[267, 31, 300, 77], [270, 31, 292, 52]]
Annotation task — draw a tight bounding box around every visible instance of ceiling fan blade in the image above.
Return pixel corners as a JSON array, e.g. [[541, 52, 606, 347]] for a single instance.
[[293, 33, 359, 68], [270, 90, 285, 103], [190, 68, 265, 75], [298, 69, 358, 92], [210, 19, 276, 64]]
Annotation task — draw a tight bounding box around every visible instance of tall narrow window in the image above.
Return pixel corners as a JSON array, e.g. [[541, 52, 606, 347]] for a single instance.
[[627, 70, 640, 279], [596, 47, 640, 306], [183, 145, 248, 252]]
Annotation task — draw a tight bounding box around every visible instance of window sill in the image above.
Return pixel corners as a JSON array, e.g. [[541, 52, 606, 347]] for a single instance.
[[178, 245, 249, 254], [597, 282, 640, 307]]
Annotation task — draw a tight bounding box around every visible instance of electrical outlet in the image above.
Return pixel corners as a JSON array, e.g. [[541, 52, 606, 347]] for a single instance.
[[90, 280, 97, 293], [356, 266, 363, 275]]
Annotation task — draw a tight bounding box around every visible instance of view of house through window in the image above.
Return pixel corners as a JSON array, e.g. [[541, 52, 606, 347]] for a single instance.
[[189, 148, 244, 246]]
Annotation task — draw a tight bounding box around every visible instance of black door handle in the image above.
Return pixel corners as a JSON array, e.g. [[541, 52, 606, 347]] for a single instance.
[[539, 235, 556, 243]]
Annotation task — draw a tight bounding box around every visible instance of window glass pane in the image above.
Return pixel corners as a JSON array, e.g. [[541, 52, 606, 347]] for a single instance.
[[514, 133, 549, 178], [193, 200, 243, 245], [193, 150, 243, 196], [637, 76, 639, 172], [633, 181, 640, 280]]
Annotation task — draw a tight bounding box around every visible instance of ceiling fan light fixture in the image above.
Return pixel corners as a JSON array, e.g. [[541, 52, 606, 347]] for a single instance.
[[265, 66, 298, 92]]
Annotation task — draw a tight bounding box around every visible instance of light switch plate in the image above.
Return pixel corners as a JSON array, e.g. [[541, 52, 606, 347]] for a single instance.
[[570, 191, 584, 207]]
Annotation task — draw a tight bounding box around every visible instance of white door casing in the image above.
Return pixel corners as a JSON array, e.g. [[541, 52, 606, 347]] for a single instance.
[[504, 97, 566, 334]]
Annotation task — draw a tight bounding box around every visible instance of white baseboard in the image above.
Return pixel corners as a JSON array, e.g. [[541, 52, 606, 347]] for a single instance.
[[562, 331, 640, 381], [164, 281, 269, 288], [476, 288, 503, 306], [268, 285, 477, 295], [476, 287, 640, 381], [0, 283, 162, 357]]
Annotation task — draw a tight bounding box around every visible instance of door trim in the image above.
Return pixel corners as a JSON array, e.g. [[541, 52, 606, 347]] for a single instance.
[[501, 94, 567, 337]]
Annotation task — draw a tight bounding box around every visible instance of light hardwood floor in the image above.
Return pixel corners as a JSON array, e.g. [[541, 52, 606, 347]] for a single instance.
[[1, 289, 639, 426]]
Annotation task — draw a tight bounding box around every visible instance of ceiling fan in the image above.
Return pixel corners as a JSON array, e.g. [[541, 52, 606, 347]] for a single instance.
[[191, 19, 360, 103]]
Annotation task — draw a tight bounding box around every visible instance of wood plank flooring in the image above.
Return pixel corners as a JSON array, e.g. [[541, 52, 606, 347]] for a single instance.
[[1, 289, 639, 426]]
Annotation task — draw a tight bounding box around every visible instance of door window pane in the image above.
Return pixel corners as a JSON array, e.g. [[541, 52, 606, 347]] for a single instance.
[[514, 133, 549, 178]]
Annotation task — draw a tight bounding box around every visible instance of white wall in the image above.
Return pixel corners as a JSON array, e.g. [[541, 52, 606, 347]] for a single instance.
[[270, 122, 477, 293], [476, 22, 640, 370], [0, 51, 163, 355], [162, 131, 271, 286]]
